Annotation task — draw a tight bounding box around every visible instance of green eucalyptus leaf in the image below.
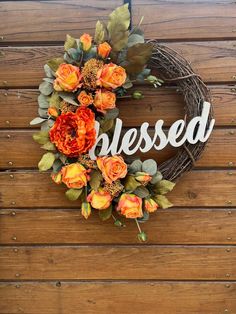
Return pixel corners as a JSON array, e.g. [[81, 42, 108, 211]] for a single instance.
[[67, 48, 81, 60], [153, 195, 173, 209], [89, 170, 103, 191], [142, 159, 157, 175], [104, 108, 119, 120], [33, 130, 49, 145], [154, 180, 175, 195], [150, 171, 163, 184], [107, 4, 130, 51], [100, 119, 114, 133], [58, 92, 79, 106], [38, 152, 56, 171], [52, 159, 63, 173], [39, 81, 53, 96], [99, 205, 112, 221], [137, 211, 149, 223], [30, 117, 46, 126], [134, 185, 149, 198], [64, 34, 77, 51], [127, 34, 144, 47], [44, 64, 54, 78], [128, 160, 143, 174], [38, 94, 49, 109], [65, 188, 83, 201], [43, 78, 54, 83], [38, 108, 48, 118]]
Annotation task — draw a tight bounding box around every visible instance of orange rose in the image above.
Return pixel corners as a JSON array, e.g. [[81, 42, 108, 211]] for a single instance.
[[80, 33, 92, 51], [97, 155, 127, 184], [117, 193, 143, 219], [87, 188, 112, 210], [98, 42, 112, 59], [49, 107, 96, 157], [60, 163, 89, 189], [48, 107, 59, 117], [94, 89, 116, 113], [53, 64, 82, 92], [77, 91, 93, 107], [97, 63, 126, 89], [135, 172, 152, 185], [144, 198, 158, 213]]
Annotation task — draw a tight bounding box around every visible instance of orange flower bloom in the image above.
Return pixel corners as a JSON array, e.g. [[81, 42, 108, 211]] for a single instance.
[[97, 155, 127, 184], [135, 172, 152, 185], [94, 89, 116, 113], [98, 42, 112, 58], [80, 33, 92, 51], [61, 163, 88, 189], [77, 90, 93, 107], [49, 107, 96, 157], [117, 193, 143, 219], [144, 198, 158, 213], [53, 63, 82, 92], [87, 188, 112, 210], [97, 63, 126, 89]]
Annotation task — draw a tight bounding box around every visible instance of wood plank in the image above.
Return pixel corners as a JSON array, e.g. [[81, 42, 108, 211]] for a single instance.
[[0, 0, 122, 43], [133, 0, 236, 40], [0, 208, 235, 245], [0, 170, 235, 208], [1, 86, 236, 128], [1, 41, 236, 87], [0, 128, 235, 169], [1, 282, 235, 314], [0, 246, 236, 280]]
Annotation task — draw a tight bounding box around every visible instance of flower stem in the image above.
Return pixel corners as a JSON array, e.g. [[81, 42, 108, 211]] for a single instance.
[[135, 218, 142, 234]]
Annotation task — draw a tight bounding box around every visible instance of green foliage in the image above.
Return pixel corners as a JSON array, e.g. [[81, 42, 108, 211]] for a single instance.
[[150, 171, 163, 184], [134, 185, 149, 198], [39, 81, 53, 96], [89, 170, 103, 191], [100, 119, 114, 133], [104, 108, 119, 120], [64, 34, 77, 51], [30, 117, 46, 126], [38, 152, 56, 171], [153, 180, 175, 195], [65, 188, 83, 201], [33, 130, 49, 145], [137, 231, 147, 242], [44, 64, 54, 78], [129, 159, 142, 174], [107, 4, 130, 51], [124, 175, 141, 192], [127, 34, 144, 47], [126, 43, 153, 74], [49, 92, 61, 109], [58, 92, 79, 106], [94, 21, 107, 44], [41, 142, 56, 151], [142, 159, 157, 176], [153, 195, 173, 209], [47, 57, 64, 72], [99, 205, 112, 221], [38, 94, 49, 109]]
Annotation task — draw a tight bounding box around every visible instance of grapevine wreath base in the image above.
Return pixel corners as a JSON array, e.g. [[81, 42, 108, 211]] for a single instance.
[[31, 4, 213, 241]]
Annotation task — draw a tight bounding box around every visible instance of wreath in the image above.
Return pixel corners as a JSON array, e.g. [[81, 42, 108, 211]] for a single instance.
[[31, 5, 213, 241]]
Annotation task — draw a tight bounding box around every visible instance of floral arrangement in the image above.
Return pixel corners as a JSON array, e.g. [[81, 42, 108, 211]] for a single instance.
[[31, 4, 175, 241]]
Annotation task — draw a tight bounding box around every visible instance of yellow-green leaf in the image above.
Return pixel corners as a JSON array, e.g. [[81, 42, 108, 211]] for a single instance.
[[33, 130, 49, 145], [107, 4, 130, 51], [154, 180, 175, 195], [47, 57, 64, 72], [99, 205, 112, 221], [153, 195, 173, 209], [38, 152, 56, 171], [89, 170, 103, 191], [64, 34, 76, 51], [49, 92, 61, 109], [41, 142, 56, 151], [124, 175, 140, 192], [94, 21, 107, 44], [65, 188, 83, 201], [126, 43, 153, 74]]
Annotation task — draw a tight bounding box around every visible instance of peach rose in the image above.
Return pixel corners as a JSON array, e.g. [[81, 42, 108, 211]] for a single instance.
[[98, 42, 112, 58], [51, 172, 62, 184], [48, 107, 59, 117], [60, 163, 89, 189], [144, 198, 158, 213], [97, 63, 126, 89], [87, 188, 112, 210], [94, 89, 116, 113], [97, 155, 127, 184], [135, 172, 152, 185], [77, 91, 93, 107], [54, 64, 82, 92], [80, 33, 92, 51], [117, 193, 143, 219]]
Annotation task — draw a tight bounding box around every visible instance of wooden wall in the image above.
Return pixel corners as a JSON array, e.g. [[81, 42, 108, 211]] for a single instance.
[[0, 1, 236, 313]]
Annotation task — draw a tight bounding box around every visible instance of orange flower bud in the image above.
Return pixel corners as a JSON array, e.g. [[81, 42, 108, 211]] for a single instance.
[[144, 198, 158, 213], [81, 202, 91, 219], [135, 172, 152, 184], [51, 172, 62, 184], [80, 33, 92, 51], [117, 193, 143, 219], [87, 188, 112, 210], [48, 107, 59, 117], [98, 42, 112, 58]]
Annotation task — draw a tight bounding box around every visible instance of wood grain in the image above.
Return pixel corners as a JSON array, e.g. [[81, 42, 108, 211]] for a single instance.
[[1, 41, 236, 87], [0, 128, 235, 169], [133, 0, 236, 40], [0, 246, 236, 280], [0, 170, 235, 208], [1, 86, 236, 128], [1, 282, 235, 314], [0, 0, 122, 43], [0, 208, 235, 245]]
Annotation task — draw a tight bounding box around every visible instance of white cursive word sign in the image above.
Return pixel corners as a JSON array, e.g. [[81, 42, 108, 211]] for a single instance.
[[89, 101, 215, 159]]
